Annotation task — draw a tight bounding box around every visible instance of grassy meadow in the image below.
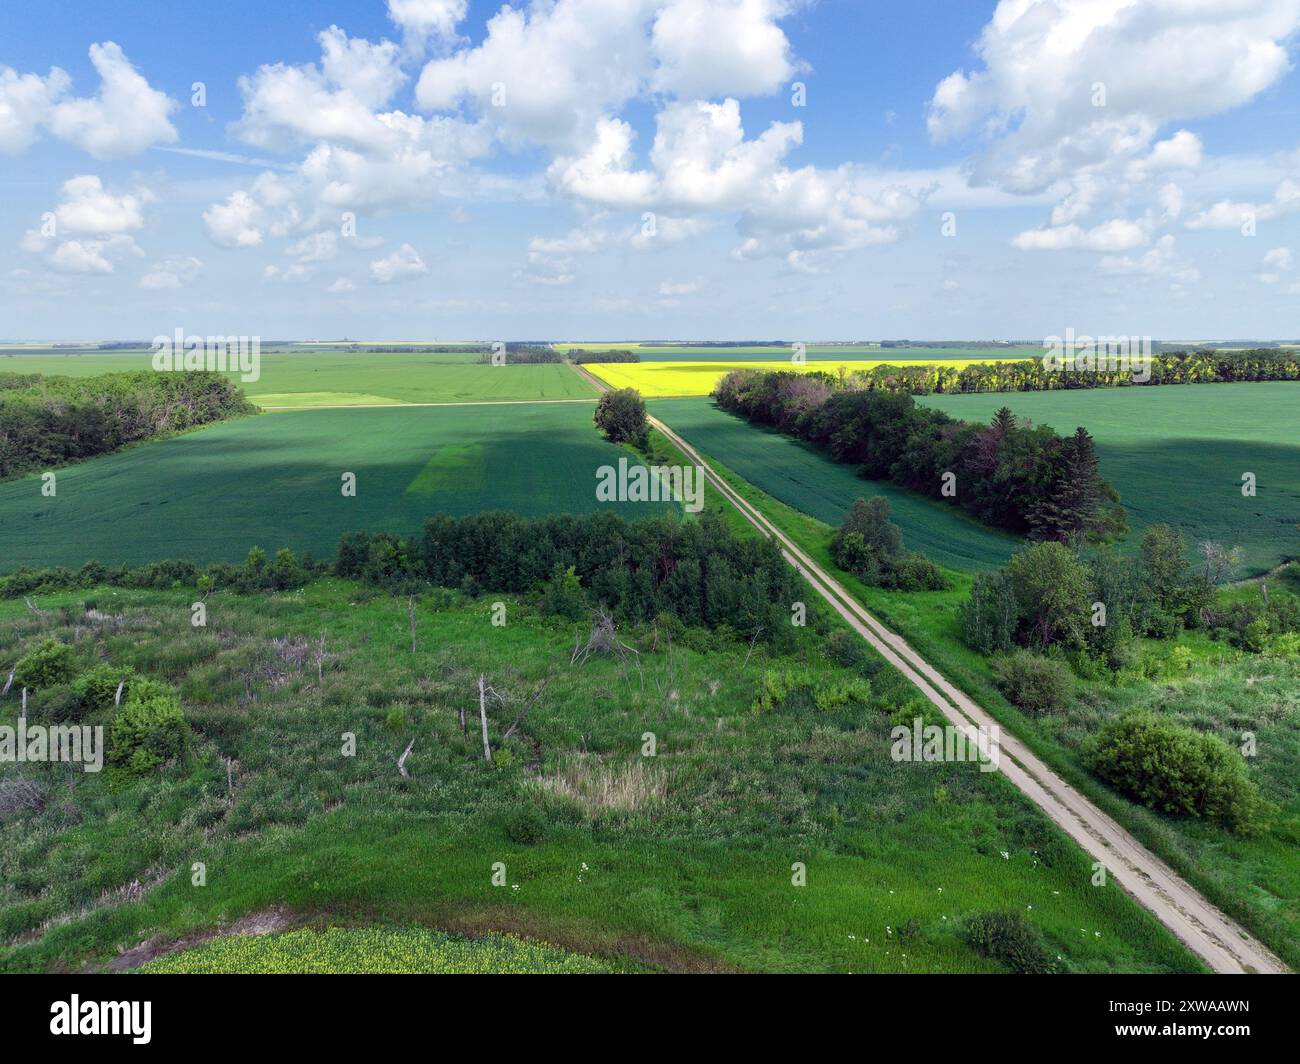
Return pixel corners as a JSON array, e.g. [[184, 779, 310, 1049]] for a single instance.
[[0, 580, 1198, 974], [921, 382, 1300, 576], [0, 403, 672, 572]]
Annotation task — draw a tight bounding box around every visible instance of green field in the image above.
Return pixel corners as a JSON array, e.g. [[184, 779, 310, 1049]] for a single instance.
[[0, 580, 1197, 974], [920, 382, 1300, 575], [558, 344, 1042, 363], [651, 398, 1020, 572], [0, 404, 672, 572], [0, 348, 596, 407]]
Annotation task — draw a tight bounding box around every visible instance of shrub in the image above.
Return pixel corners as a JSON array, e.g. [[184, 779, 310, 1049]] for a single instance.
[[813, 676, 872, 711], [72, 662, 137, 715], [34, 684, 81, 723], [593, 387, 648, 445], [964, 911, 1055, 974], [0, 779, 46, 823], [825, 630, 865, 669], [270, 548, 309, 591], [1269, 631, 1300, 657], [14, 639, 76, 689], [752, 667, 813, 712], [107, 686, 190, 785], [888, 552, 949, 592], [990, 651, 1072, 715], [536, 565, 586, 620], [504, 806, 547, 845], [1088, 711, 1271, 835]]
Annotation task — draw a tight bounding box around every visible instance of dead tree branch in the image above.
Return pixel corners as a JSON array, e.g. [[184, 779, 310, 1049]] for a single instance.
[[398, 738, 416, 778]]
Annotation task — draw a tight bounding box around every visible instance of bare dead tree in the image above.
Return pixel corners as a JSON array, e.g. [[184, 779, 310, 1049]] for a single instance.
[[114, 680, 125, 707], [477, 674, 492, 762], [742, 626, 765, 668], [502, 679, 549, 740], [314, 630, 328, 682], [398, 738, 416, 778], [23, 597, 47, 618], [1, 669, 13, 698], [570, 608, 640, 667]]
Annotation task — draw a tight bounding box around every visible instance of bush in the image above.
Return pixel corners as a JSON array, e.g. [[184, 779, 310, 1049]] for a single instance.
[[825, 630, 865, 669], [504, 806, 547, 845], [1088, 711, 1271, 835], [72, 662, 137, 715], [813, 676, 872, 711], [888, 553, 949, 592], [964, 911, 1055, 974], [536, 565, 586, 620], [107, 686, 190, 785], [34, 684, 80, 723], [593, 387, 648, 445], [990, 650, 1072, 715], [14, 639, 76, 689]]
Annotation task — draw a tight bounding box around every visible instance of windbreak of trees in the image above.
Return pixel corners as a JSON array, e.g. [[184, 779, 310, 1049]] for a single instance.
[[0, 371, 257, 480], [794, 348, 1300, 396], [569, 349, 640, 364], [714, 369, 1126, 542], [475, 345, 561, 363], [780, 348, 1300, 398], [338, 510, 804, 644]]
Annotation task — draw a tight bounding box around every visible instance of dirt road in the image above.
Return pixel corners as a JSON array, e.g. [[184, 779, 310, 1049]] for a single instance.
[[653, 410, 1287, 974], [571, 363, 1286, 973]]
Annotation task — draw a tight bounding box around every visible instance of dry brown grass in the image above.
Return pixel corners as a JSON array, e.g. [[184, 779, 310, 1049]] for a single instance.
[[531, 755, 666, 815]]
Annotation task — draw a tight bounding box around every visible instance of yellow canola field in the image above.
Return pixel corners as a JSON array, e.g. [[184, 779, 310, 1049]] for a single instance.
[[583, 358, 1030, 398]]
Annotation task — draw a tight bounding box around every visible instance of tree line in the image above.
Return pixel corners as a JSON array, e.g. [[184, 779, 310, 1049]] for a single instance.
[[713, 369, 1126, 542], [0, 371, 257, 481], [475, 345, 561, 363], [568, 349, 640, 364], [339, 510, 804, 645], [799, 348, 1300, 396]]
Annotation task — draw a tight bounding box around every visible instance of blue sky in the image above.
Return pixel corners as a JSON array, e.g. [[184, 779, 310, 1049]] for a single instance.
[[2, 0, 1299, 341]]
